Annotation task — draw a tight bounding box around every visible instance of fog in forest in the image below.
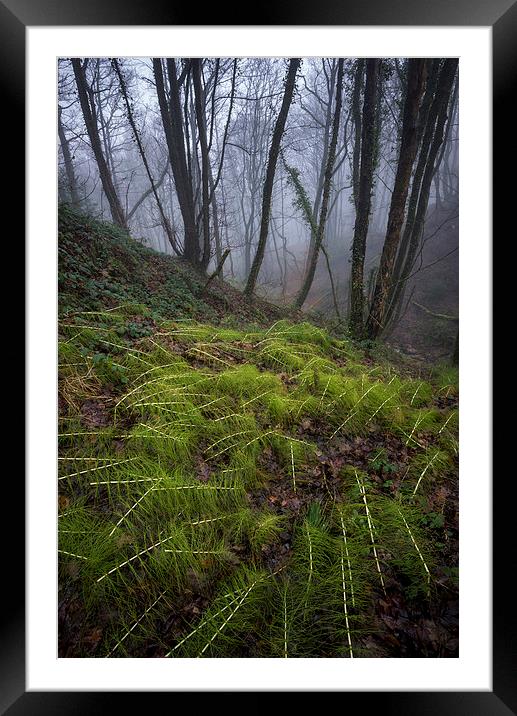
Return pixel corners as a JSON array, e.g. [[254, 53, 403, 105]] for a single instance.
[[57, 56, 461, 660], [58, 57, 458, 360]]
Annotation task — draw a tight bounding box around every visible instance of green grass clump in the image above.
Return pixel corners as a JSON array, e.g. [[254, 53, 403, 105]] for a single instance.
[[247, 512, 285, 554], [269, 320, 332, 349], [274, 503, 364, 657], [168, 566, 273, 657], [216, 364, 283, 398], [58, 297, 458, 658], [258, 340, 309, 372], [431, 364, 459, 397], [407, 448, 453, 499]]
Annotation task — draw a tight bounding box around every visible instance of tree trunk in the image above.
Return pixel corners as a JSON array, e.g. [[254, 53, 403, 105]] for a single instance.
[[434, 170, 442, 210], [153, 58, 200, 265], [434, 73, 458, 191], [127, 160, 169, 221], [294, 58, 344, 309], [384, 59, 458, 330], [202, 60, 236, 268], [192, 59, 211, 271], [351, 59, 365, 212], [208, 59, 237, 206], [364, 59, 428, 339], [244, 58, 301, 297], [94, 62, 118, 196], [71, 58, 127, 229], [113, 59, 179, 254], [304, 60, 338, 274], [169, 59, 201, 265], [437, 74, 459, 206], [209, 168, 222, 266], [387, 60, 443, 295], [57, 106, 80, 207], [348, 59, 381, 337]]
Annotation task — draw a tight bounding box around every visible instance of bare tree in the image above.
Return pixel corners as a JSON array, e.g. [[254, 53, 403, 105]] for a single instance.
[[244, 58, 301, 297], [300, 59, 339, 273], [153, 58, 200, 265], [226, 59, 280, 280], [59, 55, 458, 345], [58, 105, 80, 207], [294, 58, 344, 308], [112, 58, 179, 254], [71, 58, 127, 229], [208, 59, 237, 266], [191, 59, 211, 270]]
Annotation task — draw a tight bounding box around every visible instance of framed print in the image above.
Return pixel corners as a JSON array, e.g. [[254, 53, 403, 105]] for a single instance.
[[8, 0, 505, 711]]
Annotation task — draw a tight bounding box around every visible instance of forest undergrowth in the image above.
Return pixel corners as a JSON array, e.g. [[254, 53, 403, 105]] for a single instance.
[[58, 310, 458, 658], [58, 206, 459, 658]]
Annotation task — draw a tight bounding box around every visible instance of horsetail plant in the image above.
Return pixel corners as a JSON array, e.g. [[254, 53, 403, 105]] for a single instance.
[[58, 300, 457, 658]]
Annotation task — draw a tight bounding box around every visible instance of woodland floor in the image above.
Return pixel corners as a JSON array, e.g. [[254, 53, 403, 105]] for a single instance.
[[57, 206, 459, 659]]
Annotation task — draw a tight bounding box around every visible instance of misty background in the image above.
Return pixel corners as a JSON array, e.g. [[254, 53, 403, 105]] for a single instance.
[[58, 57, 458, 360]]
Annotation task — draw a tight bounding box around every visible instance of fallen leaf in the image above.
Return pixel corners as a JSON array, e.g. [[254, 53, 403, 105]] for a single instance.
[[196, 459, 211, 483], [83, 627, 103, 649]]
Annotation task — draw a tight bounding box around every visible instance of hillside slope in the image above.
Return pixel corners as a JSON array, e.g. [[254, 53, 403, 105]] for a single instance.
[[59, 204, 295, 328], [57, 206, 459, 659]]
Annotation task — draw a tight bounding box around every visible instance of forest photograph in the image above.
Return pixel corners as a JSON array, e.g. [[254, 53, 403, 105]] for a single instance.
[[57, 56, 459, 659]]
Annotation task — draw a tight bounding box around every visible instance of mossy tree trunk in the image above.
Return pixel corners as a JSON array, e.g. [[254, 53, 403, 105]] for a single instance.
[[390, 60, 440, 270], [351, 59, 365, 212], [348, 59, 381, 338], [364, 59, 428, 340], [385, 59, 459, 331]]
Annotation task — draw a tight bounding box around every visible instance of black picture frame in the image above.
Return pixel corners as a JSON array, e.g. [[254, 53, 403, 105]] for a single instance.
[[10, 0, 504, 712]]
